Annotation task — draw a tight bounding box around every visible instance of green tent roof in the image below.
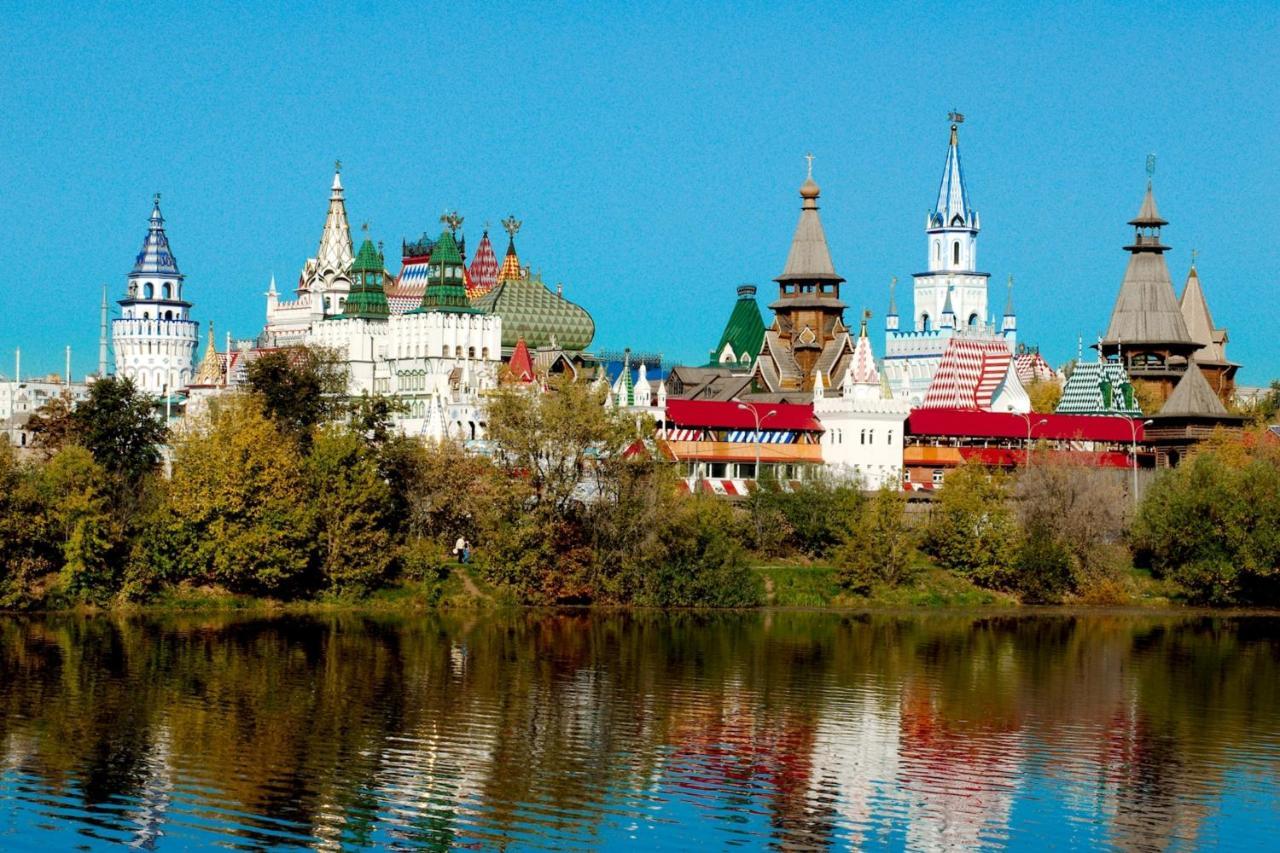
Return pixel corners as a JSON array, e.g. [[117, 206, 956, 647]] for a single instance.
[[412, 229, 479, 314], [708, 286, 765, 367], [335, 238, 390, 320], [472, 273, 594, 350]]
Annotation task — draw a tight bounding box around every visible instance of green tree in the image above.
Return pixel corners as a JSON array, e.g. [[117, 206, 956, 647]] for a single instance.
[[244, 346, 348, 445], [629, 495, 760, 607], [0, 443, 56, 608], [923, 462, 1018, 588], [71, 376, 167, 488], [305, 426, 395, 594], [27, 391, 77, 455], [1132, 441, 1280, 604], [835, 486, 915, 593], [148, 396, 315, 595], [36, 446, 121, 602]]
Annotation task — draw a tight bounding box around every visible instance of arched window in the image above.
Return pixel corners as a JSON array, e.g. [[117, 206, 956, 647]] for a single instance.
[[142, 311, 150, 320], [441, 345, 448, 357], [482, 347, 489, 360], [455, 346, 463, 357], [968, 313, 979, 327], [860, 429, 866, 445], [165, 310, 173, 320], [468, 346, 475, 359], [143, 283, 154, 299], [921, 313, 931, 332], [952, 242, 960, 265], [162, 283, 171, 299], [934, 240, 941, 261]]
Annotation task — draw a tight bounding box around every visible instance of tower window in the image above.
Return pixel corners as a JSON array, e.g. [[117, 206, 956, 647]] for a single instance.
[[952, 242, 960, 265], [934, 241, 941, 261], [162, 283, 171, 299], [921, 313, 931, 332], [144, 283, 154, 299], [968, 313, 979, 327]]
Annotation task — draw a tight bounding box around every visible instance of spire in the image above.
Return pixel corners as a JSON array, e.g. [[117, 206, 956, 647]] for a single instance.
[[98, 286, 109, 377], [776, 158, 843, 283], [887, 276, 898, 316], [468, 229, 500, 298], [941, 286, 956, 328], [316, 163, 354, 275], [131, 194, 182, 277], [932, 113, 976, 230], [1179, 263, 1224, 362], [1103, 176, 1191, 348], [498, 215, 525, 282], [1004, 275, 1015, 316], [194, 321, 223, 385]]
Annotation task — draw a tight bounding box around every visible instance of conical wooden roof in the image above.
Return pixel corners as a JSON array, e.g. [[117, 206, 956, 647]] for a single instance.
[[776, 176, 842, 283], [1159, 363, 1228, 417], [1178, 266, 1226, 363]]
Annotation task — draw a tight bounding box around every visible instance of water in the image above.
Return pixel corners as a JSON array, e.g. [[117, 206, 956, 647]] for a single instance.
[[1, 611, 1278, 851]]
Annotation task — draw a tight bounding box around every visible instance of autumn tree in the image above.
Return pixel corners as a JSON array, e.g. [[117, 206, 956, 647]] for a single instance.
[[146, 396, 315, 595], [0, 443, 56, 607], [1026, 379, 1063, 414], [35, 446, 122, 601]]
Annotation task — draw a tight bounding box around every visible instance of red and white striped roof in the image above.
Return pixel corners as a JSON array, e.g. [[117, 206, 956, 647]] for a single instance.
[[1014, 352, 1055, 384], [921, 337, 1014, 410]]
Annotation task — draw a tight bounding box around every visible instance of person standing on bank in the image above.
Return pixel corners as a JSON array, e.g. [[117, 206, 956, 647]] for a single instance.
[[454, 536, 466, 564]]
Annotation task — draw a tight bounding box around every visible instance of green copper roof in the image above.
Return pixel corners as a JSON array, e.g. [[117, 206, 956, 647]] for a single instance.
[[708, 285, 765, 367], [352, 237, 382, 274], [472, 273, 594, 350], [336, 238, 390, 320], [413, 229, 479, 314], [430, 229, 463, 265]]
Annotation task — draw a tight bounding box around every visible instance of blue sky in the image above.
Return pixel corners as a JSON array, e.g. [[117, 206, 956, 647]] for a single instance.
[[2, 1, 1277, 383]]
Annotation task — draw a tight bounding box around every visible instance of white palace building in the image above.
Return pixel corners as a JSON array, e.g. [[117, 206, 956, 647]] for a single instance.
[[882, 117, 1017, 403]]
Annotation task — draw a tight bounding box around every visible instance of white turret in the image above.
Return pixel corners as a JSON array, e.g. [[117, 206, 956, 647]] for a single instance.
[[111, 195, 199, 395]]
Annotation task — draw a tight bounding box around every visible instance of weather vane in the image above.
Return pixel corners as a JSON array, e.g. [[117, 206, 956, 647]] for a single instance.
[[1146, 153, 1156, 180], [501, 215, 522, 238], [361, 221, 369, 235], [804, 152, 814, 179], [334, 159, 342, 174], [441, 211, 463, 233], [1191, 247, 1199, 266], [948, 109, 965, 124], [153, 192, 161, 205]]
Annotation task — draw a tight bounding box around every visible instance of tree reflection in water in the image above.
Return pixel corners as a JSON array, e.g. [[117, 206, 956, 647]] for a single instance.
[[0, 611, 1278, 850]]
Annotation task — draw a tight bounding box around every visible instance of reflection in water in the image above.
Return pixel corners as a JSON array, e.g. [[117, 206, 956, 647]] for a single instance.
[[0, 612, 1278, 850]]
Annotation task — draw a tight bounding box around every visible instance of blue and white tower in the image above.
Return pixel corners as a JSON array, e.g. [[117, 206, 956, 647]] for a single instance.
[[111, 195, 199, 395], [883, 115, 1015, 402]]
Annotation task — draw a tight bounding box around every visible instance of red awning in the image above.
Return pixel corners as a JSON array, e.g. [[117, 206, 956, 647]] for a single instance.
[[662, 399, 824, 432], [907, 409, 1143, 443]]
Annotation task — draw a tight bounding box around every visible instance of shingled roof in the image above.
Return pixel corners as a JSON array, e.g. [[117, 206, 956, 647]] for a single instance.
[[776, 175, 842, 283], [1158, 364, 1229, 417]]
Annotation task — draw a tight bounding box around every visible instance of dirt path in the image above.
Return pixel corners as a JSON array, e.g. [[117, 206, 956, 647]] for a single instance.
[[457, 567, 491, 603]]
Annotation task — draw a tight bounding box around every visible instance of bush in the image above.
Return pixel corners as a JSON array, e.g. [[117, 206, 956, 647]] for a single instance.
[[835, 486, 915, 594], [745, 475, 864, 558], [631, 496, 761, 608], [1013, 516, 1073, 604]]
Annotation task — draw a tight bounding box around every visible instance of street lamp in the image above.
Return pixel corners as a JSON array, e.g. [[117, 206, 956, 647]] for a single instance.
[[1118, 415, 1154, 508], [1008, 406, 1046, 468], [737, 402, 777, 481]]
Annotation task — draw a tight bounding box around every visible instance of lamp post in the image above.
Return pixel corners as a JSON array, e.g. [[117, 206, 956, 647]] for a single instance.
[[1008, 406, 1046, 468], [737, 402, 777, 481], [1119, 415, 1155, 508]]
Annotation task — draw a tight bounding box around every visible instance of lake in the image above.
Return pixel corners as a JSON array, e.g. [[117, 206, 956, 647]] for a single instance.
[[0, 610, 1277, 850]]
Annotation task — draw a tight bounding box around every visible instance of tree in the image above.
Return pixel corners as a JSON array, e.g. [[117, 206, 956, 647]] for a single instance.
[[835, 486, 915, 593], [27, 391, 77, 455], [150, 396, 315, 595], [0, 443, 56, 608], [1132, 440, 1280, 604], [1026, 379, 1063, 414], [1012, 458, 1129, 598], [1131, 380, 1164, 416], [923, 462, 1018, 588], [398, 438, 504, 548], [36, 446, 121, 602], [744, 474, 864, 558], [245, 346, 348, 445], [71, 376, 167, 487], [305, 426, 396, 594]]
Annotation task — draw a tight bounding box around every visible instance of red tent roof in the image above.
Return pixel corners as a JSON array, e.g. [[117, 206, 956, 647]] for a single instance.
[[663, 399, 823, 432], [907, 409, 1143, 443], [508, 338, 535, 383]]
